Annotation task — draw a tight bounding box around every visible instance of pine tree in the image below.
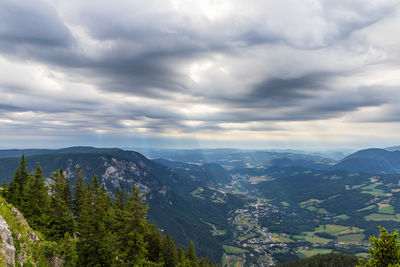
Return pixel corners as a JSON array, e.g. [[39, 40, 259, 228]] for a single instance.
[[145, 223, 163, 263], [63, 175, 73, 210], [7, 154, 29, 206], [76, 175, 113, 266], [186, 241, 197, 263], [21, 162, 49, 230], [46, 169, 75, 240], [113, 184, 148, 265], [113, 187, 125, 210], [177, 245, 186, 264], [73, 166, 86, 217], [162, 235, 178, 267]]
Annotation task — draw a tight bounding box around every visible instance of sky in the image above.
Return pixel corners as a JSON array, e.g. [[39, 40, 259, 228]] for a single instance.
[[1, 0, 400, 150]]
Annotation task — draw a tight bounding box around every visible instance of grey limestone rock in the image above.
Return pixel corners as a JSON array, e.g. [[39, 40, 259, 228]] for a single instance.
[[0, 215, 15, 266]]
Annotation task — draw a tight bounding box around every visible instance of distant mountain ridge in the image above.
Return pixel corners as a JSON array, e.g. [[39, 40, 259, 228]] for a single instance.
[[385, 145, 400, 151], [0, 146, 125, 159], [334, 148, 400, 173]]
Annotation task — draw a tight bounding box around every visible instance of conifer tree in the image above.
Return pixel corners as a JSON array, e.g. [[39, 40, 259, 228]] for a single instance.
[[145, 223, 163, 263], [186, 241, 197, 263], [113, 187, 125, 210], [21, 162, 49, 230], [162, 235, 178, 267], [76, 175, 113, 266], [64, 175, 73, 210], [177, 246, 186, 264], [46, 169, 75, 240], [73, 166, 86, 217], [114, 184, 148, 265], [7, 154, 29, 206]]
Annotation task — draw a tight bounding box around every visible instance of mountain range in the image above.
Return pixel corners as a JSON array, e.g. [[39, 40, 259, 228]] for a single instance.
[[1, 145, 400, 265]]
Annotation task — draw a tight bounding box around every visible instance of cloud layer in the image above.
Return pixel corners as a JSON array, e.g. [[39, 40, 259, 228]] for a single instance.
[[1, 0, 400, 149]]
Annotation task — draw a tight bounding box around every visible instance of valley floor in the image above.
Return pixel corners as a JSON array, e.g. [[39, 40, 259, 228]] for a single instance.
[[208, 171, 400, 266]]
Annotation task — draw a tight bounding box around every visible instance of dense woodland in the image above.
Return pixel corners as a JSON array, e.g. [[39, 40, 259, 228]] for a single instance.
[[276, 253, 359, 267], [2, 155, 218, 266]]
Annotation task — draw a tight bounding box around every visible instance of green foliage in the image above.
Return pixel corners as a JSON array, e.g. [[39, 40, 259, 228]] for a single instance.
[[2, 157, 218, 267], [73, 166, 85, 217], [36, 234, 77, 266], [162, 235, 178, 267], [21, 162, 49, 230], [46, 169, 75, 240], [76, 175, 113, 266], [358, 226, 400, 267], [145, 223, 163, 263], [186, 241, 197, 263], [6, 154, 29, 207], [113, 185, 148, 265], [277, 253, 359, 267]]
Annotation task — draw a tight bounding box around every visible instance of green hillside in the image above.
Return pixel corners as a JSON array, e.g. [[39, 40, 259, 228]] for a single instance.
[[0, 194, 71, 266], [0, 156, 219, 266], [0, 150, 241, 263], [277, 253, 359, 267]]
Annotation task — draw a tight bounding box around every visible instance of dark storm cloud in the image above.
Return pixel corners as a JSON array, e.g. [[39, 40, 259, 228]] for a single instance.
[[85, 54, 190, 98], [0, 0, 393, 101], [197, 70, 388, 122], [249, 72, 330, 102], [0, 0, 73, 51], [305, 87, 388, 113]]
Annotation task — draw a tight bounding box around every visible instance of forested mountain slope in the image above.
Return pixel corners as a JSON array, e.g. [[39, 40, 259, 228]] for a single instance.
[[334, 148, 400, 173], [0, 157, 218, 266], [277, 253, 359, 267], [0, 148, 243, 263]]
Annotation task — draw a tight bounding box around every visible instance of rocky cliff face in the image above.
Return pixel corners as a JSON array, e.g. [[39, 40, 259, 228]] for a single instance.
[[0, 196, 49, 266], [0, 214, 15, 266]]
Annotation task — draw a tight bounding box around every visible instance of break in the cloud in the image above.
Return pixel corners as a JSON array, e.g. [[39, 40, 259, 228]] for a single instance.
[[1, 0, 400, 150]]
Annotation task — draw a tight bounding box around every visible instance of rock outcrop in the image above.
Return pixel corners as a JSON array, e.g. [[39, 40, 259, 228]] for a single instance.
[[0, 215, 15, 266]]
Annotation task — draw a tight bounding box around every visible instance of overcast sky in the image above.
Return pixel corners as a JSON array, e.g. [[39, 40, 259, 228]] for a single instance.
[[1, 0, 400, 150]]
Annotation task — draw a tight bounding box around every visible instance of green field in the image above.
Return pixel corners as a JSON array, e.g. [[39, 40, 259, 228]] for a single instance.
[[190, 187, 205, 199], [222, 254, 245, 267], [357, 205, 376, 212], [315, 224, 355, 235], [361, 190, 387, 197], [336, 214, 350, 220], [297, 249, 332, 258], [338, 233, 365, 244], [272, 236, 294, 243], [378, 205, 394, 214], [361, 183, 380, 190], [360, 183, 387, 197], [302, 224, 365, 245], [299, 199, 322, 207], [302, 232, 330, 244], [365, 213, 400, 222], [236, 233, 257, 241], [292, 235, 306, 240], [214, 229, 227, 236], [223, 245, 249, 255]]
